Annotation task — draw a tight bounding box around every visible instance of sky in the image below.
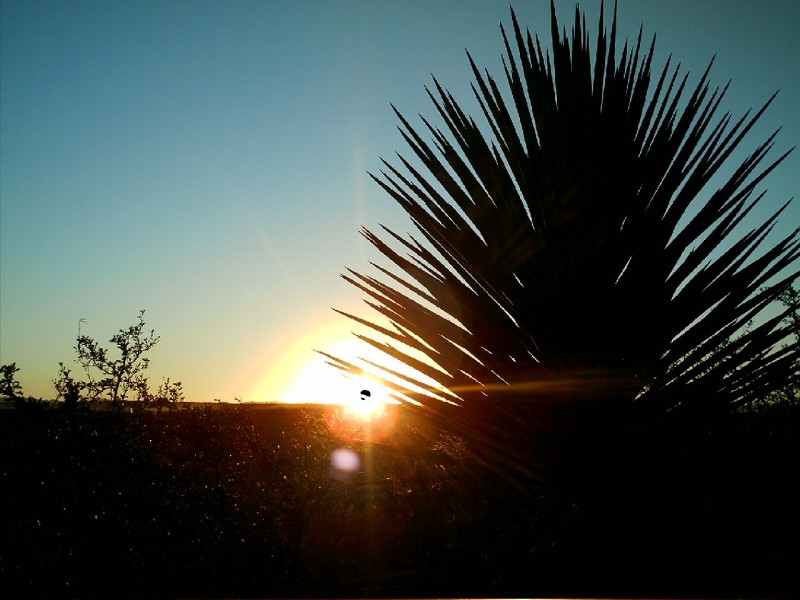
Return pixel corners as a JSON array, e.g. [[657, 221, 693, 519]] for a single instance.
[[2, 0, 799, 404]]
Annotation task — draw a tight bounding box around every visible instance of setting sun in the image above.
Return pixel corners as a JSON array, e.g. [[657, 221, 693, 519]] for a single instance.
[[253, 317, 450, 410], [279, 335, 400, 415], [342, 376, 392, 420]]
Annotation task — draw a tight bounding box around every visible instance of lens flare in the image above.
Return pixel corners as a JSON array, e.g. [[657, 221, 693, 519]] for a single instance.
[[331, 448, 360, 473]]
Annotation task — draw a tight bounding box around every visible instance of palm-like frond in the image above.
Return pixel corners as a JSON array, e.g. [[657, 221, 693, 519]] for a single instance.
[[330, 2, 799, 484]]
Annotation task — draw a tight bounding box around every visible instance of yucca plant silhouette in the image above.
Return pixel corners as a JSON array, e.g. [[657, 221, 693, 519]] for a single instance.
[[328, 1, 799, 488]]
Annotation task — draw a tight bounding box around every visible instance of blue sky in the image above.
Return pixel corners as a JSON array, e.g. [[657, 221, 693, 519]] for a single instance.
[[2, 0, 798, 403]]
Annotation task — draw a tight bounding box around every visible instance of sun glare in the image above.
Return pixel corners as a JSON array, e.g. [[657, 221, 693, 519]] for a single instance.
[[252, 319, 450, 417], [280, 337, 399, 418], [343, 376, 391, 420]]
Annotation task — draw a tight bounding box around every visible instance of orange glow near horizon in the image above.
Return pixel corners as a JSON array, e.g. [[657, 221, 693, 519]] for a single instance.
[[254, 325, 401, 410], [250, 319, 452, 415], [277, 335, 402, 442], [283, 345, 398, 415]]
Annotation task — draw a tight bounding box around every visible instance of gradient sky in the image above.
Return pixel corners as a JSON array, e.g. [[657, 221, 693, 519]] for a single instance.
[[2, 0, 798, 403]]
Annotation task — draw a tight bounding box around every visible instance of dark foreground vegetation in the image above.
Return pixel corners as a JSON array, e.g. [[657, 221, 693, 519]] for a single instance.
[[1, 400, 798, 598], [3, 1, 800, 596]]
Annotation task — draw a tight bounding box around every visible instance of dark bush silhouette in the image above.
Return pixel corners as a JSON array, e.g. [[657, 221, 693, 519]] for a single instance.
[[0, 363, 24, 403], [0, 403, 488, 597], [330, 2, 799, 490], [1, 402, 797, 598], [53, 310, 161, 408], [324, 2, 799, 595]]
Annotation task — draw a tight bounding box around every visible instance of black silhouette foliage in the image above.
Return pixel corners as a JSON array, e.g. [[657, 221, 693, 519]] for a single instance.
[[330, 2, 800, 483], [0, 363, 24, 402], [53, 310, 160, 407]]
